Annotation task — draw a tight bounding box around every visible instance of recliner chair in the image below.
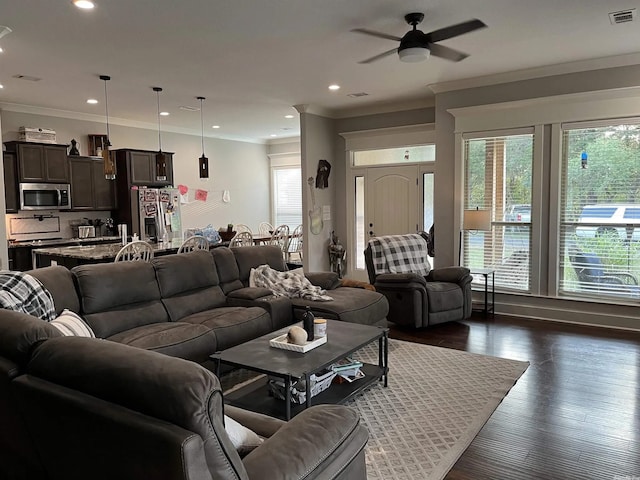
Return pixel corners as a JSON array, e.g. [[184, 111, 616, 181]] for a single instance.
[[365, 233, 472, 328]]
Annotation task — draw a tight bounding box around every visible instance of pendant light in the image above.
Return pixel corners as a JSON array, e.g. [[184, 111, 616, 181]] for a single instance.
[[197, 96, 209, 179], [153, 86, 167, 182], [100, 75, 116, 180]]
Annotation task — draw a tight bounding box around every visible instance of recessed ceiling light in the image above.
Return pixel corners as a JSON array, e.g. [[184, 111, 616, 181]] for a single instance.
[[86, 98, 98, 104], [0, 84, 4, 89], [270, 134, 277, 137], [73, 0, 95, 9], [284, 114, 294, 119], [212, 125, 220, 129], [0, 47, 3, 53], [160, 111, 170, 116], [328, 84, 340, 91]]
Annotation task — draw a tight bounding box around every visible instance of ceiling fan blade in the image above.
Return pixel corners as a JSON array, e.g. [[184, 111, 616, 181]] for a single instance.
[[428, 43, 469, 62], [424, 19, 486, 43], [351, 28, 402, 42], [358, 48, 398, 64]]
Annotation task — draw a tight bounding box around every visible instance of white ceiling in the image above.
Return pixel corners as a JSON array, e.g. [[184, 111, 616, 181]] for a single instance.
[[1, 0, 640, 143]]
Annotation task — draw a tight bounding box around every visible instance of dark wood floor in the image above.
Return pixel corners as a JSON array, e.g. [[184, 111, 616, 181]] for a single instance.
[[389, 313, 640, 480]]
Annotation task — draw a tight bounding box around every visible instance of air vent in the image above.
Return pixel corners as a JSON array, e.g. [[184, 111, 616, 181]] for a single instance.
[[347, 92, 369, 98], [12, 74, 41, 82], [179, 105, 200, 112], [609, 8, 636, 24]]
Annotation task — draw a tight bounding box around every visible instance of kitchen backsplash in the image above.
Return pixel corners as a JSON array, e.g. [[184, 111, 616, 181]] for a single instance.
[[5, 211, 112, 242]]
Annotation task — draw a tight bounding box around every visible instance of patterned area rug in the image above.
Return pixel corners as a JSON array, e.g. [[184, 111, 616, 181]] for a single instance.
[[221, 339, 528, 480]]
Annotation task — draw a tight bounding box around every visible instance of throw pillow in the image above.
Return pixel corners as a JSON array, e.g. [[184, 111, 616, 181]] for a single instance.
[[50, 309, 95, 338], [224, 414, 263, 455]]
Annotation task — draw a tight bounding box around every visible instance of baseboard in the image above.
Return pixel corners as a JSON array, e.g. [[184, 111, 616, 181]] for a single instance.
[[489, 293, 640, 331]]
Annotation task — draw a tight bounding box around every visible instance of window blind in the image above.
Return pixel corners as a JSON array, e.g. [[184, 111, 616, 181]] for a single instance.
[[559, 122, 640, 300], [272, 167, 302, 229], [463, 133, 534, 292]]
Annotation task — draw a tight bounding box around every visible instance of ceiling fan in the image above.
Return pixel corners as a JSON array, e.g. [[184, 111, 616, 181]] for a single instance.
[[352, 12, 487, 64]]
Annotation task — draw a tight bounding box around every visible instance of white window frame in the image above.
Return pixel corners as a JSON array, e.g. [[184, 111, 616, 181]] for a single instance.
[[269, 153, 301, 229], [450, 86, 640, 303]]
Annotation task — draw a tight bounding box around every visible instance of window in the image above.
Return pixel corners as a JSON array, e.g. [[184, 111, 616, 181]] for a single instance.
[[353, 145, 435, 166], [272, 167, 302, 229], [463, 132, 534, 291], [559, 120, 640, 300]]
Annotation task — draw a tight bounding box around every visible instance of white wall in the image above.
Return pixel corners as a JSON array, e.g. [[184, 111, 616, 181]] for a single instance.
[[299, 112, 334, 272], [1, 111, 270, 236]]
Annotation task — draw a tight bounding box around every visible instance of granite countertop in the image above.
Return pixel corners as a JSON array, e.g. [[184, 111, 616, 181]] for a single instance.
[[32, 239, 184, 260], [8, 236, 121, 248]]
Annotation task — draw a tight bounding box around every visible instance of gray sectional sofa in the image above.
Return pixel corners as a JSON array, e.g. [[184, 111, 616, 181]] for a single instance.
[[26, 245, 388, 365], [0, 312, 369, 480], [0, 244, 387, 479]]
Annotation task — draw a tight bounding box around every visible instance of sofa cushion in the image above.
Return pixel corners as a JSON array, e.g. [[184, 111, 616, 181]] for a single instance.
[[211, 247, 244, 294], [290, 287, 389, 326], [425, 282, 464, 313], [232, 245, 287, 287], [107, 322, 216, 363], [180, 306, 272, 351], [72, 262, 168, 338], [152, 251, 227, 321], [28, 265, 80, 314]]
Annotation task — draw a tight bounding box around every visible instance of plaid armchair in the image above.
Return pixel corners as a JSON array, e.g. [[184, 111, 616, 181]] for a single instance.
[[364, 233, 472, 328]]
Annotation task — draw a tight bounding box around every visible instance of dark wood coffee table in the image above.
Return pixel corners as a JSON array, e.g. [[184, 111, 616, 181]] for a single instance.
[[212, 320, 388, 420]]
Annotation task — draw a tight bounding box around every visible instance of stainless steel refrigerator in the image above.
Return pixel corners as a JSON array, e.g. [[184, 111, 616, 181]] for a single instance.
[[130, 187, 182, 243]]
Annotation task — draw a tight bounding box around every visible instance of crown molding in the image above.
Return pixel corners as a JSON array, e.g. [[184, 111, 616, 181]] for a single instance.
[[0, 102, 266, 145], [429, 52, 640, 94]]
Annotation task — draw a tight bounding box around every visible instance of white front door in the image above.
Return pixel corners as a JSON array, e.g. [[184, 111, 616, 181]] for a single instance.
[[351, 165, 421, 281], [366, 166, 419, 238]]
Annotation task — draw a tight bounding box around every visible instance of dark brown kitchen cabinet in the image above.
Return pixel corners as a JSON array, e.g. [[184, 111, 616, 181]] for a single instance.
[[4, 141, 69, 183], [69, 156, 116, 211], [3, 152, 19, 212], [114, 149, 173, 187]]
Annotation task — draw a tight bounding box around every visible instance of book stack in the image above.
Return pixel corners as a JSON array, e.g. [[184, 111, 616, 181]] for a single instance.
[[330, 357, 365, 383]]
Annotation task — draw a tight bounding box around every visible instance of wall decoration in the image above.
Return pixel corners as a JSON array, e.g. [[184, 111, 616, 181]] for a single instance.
[[69, 139, 80, 156], [195, 189, 208, 202], [315, 159, 331, 188], [308, 177, 323, 234]]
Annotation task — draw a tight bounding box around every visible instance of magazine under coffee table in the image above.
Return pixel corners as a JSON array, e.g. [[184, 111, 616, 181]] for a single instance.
[[212, 320, 388, 420]]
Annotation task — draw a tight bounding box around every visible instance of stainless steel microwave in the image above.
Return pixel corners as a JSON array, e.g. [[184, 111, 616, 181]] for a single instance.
[[19, 183, 71, 210]]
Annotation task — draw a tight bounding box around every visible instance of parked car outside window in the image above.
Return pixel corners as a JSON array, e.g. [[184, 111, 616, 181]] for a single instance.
[[575, 204, 640, 240], [504, 204, 531, 223]]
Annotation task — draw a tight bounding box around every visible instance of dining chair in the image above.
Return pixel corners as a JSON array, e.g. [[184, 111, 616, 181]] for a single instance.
[[287, 224, 303, 263], [114, 241, 154, 262], [229, 231, 254, 247], [177, 235, 209, 254], [258, 222, 274, 236], [234, 224, 252, 234], [270, 224, 290, 256]]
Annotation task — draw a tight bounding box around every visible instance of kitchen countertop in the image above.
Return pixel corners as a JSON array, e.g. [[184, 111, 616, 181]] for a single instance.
[[8, 236, 121, 248], [32, 239, 185, 260]]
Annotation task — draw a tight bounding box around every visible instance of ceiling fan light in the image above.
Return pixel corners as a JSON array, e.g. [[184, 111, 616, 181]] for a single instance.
[[398, 47, 430, 63]]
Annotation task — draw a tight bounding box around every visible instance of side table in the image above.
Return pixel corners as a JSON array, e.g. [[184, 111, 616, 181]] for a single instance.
[[470, 268, 495, 316]]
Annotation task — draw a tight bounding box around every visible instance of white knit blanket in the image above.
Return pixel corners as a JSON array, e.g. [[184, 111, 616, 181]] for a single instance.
[[251, 265, 333, 301]]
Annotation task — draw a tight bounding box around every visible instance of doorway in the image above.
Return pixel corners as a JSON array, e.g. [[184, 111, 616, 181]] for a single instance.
[[351, 164, 434, 280]]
